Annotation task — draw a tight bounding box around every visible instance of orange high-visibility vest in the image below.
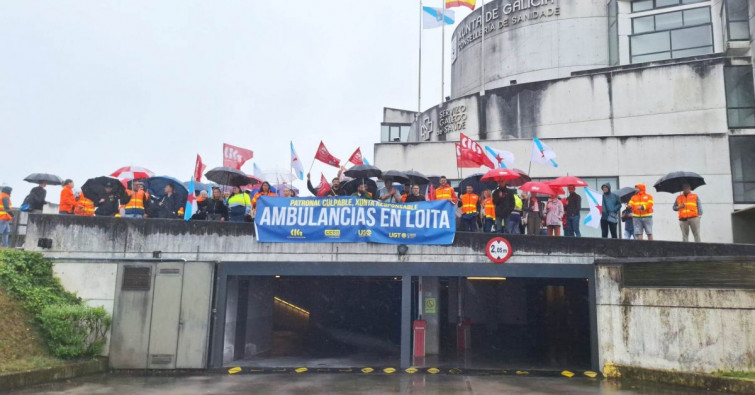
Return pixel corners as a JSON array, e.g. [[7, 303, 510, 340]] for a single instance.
[[252, 191, 277, 208], [483, 197, 495, 219], [75, 194, 95, 216], [461, 193, 479, 214], [0, 192, 12, 221], [434, 185, 458, 204], [125, 189, 149, 212], [628, 187, 654, 217], [676, 193, 699, 219]]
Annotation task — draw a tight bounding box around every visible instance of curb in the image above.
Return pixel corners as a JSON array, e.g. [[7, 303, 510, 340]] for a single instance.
[[0, 358, 108, 391], [613, 365, 755, 394]]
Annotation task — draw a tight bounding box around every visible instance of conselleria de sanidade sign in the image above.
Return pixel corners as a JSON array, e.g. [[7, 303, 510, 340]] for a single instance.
[[452, 0, 561, 61]]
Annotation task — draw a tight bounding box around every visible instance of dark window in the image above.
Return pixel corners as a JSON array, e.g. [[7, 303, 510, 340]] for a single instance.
[[725, 0, 750, 41], [729, 136, 755, 203], [631, 0, 705, 12], [724, 66, 755, 128], [380, 123, 411, 142], [630, 7, 713, 63]]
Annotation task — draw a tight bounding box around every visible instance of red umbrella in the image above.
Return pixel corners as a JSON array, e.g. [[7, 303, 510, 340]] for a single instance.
[[549, 175, 588, 187], [519, 181, 556, 195], [507, 169, 532, 187], [545, 182, 567, 196], [480, 168, 521, 182], [111, 166, 155, 180]]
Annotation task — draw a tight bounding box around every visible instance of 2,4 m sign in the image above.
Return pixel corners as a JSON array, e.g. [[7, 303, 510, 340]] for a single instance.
[[485, 237, 513, 264]]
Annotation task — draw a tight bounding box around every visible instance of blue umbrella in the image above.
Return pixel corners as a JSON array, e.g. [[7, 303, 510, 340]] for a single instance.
[[183, 180, 211, 195], [146, 176, 188, 206]]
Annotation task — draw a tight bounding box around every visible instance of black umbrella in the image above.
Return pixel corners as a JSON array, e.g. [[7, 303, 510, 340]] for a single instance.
[[427, 175, 441, 187], [404, 170, 430, 185], [204, 167, 257, 187], [24, 173, 63, 185], [458, 173, 497, 195], [616, 187, 636, 204], [341, 178, 378, 197], [344, 164, 382, 179], [654, 171, 706, 194], [146, 176, 189, 208], [380, 170, 410, 185], [81, 176, 128, 203]]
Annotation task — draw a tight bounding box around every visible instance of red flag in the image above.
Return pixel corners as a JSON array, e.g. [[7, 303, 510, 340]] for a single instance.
[[459, 133, 496, 169], [223, 143, 254, 169], [194, 154, 206, 182], [317, 173, 332, 197], [314, 141, 341, 168], [456, 143, 480, 168], [347, 147, 364, 166]]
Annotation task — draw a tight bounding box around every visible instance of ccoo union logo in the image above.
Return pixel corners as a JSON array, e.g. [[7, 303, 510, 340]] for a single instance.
[[289, 229, 303, 238], [324, 229, 341, 238]]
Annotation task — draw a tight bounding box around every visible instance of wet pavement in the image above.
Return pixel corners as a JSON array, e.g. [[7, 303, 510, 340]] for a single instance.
[[10, 373, 722, 394]]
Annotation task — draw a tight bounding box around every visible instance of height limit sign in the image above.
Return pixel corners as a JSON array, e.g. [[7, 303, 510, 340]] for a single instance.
[[486, 237, 513, 264]]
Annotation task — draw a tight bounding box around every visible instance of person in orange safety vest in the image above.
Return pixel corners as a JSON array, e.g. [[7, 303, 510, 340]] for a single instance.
[[0, 186, 14, 247], [627, 183, 654, 240], [432, 176, 458, 204], [481, 189, 495, 233], [75, 192, 95, 217], [458, 185, 480, 232], [673, 183, 702, 242], [123, 181, 150, 218], [59, 179, 77, 214]]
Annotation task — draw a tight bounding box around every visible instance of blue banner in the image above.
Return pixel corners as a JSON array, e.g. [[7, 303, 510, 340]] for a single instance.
[[255, 196, 456, 245]]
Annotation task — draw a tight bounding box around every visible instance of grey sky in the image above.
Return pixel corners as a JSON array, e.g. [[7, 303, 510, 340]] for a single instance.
[[0, 1, 473, 200]]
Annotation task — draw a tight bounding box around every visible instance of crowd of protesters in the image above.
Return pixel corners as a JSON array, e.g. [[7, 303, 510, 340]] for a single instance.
[[0, 172, 703, 247]]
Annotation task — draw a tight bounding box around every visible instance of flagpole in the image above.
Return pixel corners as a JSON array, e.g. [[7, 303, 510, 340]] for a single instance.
[[480, 0, 485, 95], [441, 1, 446, 104], [418, 0, 423, 113]]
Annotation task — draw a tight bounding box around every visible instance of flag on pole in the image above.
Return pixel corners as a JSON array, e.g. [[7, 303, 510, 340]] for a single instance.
[[422, 6, 455, 29], [484, 146, 515, 169], [184, 178, 197, 221], [223, 143, 254, 169], [446, 0, 476, 10], [314, 141, 341, 168], [460, 133, 497, 169], [531, 137, 558, 167], [194, 154, 206, 182], [253, 163, 265, 181], [290, 142, 304, 180], [583, 187, 602, 229], [347, 147, 364, 166], [363, 157, 371, 166], [456, 143, 479, 168], [317, 173, 331, 197]]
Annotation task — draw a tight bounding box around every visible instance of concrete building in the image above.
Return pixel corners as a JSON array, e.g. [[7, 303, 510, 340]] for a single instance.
[[376, 0, 755, 243]]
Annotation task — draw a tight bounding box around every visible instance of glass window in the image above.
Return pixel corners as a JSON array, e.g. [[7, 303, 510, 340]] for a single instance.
[[725, 66, 755, 128], [683, 7, 710, 26], [633, 15, 655, 33], [655, 11, 683, 30], [672, 46, 714, 58], [632, 0, 654, 12], [671, 25, 712, 49], [656, 0, 679, 7], [380, 125, 390, 142], [630, 7, 713, 63], [632, 31, 671, 54], [632, 52, 672, 63], [726, 0, 751, 40], [729, 136, 755, 203], [632, 0, 705, 12]]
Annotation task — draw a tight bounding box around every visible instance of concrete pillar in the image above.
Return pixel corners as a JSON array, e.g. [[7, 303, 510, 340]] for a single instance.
[[222, 276, 239, 364], [422, 277, 440, 355]]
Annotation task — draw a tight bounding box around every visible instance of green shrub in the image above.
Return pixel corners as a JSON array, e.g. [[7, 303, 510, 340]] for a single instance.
[[0, 250, 111, 359], [37, 304, 111, 359]]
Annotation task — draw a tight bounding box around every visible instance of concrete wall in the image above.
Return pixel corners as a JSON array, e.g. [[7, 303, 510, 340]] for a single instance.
[[377, 134, 735, 243], [596, 263, 755, 373], [451, 0, 609, 97]]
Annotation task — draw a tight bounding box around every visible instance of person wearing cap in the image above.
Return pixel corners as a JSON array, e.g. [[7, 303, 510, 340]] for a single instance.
[[673, 183, 702, 242], [0, 186, 14, 247], [123, 181, 150, 218], [94, 182, 120, 216], [59, 179, 77, 215]]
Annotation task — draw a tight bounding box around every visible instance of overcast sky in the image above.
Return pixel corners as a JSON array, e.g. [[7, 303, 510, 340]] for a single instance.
[[0, 1, 474, 201]]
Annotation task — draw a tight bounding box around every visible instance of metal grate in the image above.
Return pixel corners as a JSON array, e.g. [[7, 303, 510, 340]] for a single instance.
[[122, 266, 151, 291], [159, 268, 180, 275], [150, 354, 173, 365]]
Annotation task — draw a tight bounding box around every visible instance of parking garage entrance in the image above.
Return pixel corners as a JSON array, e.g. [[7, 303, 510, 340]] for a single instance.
[[209, 262, 597, 371]]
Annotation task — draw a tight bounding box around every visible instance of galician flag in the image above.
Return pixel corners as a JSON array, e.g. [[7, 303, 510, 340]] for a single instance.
[[423, 6, 455, 29], [583, 187, 602, 229], [184, 178, 197, 221], [290, 141, 304, 180], [484, 146, 515, 168], [531, 137, 558, 167], [363, 157, 371, 166], [253, 163, 264, 181]]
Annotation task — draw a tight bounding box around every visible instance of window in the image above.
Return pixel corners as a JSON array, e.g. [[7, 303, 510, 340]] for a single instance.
[[608, 0, 619, 66], [724, 66, 755, 128], [631, 0, 706, 12], [729, 136, 755, 203], [630, 7, 713, 63], [725, 0, 750, 41], [380, 123, 411, 142]]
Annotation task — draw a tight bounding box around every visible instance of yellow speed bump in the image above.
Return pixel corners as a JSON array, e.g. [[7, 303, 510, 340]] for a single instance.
[[361, 367, 374, 374], [295, 367, 308, 373], [227, 367, 242, 374], [405, 367, 419, 374], [561, 370, 575, 378], [449, 368, 462, 375], [584, 371, 598, 378], [339, 368, 353, 373], [427, 368, 440, 374], [383, 367, 396, 374], [515, 370, 530, 376]]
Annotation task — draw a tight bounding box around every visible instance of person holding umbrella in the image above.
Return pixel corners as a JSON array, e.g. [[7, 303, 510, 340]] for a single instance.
[[627, 184, 654, 240], [351, 183, 374, 199], [0, 186, 14, 247], [156, 183, 181, 219], [25, 182, 48, 214], [59, 179, 77, 215], [95, 182, 121, 217], [673, 183, 702, 242]]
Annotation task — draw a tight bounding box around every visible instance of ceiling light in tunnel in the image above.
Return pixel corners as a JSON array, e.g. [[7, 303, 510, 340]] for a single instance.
[[275, 275, 281, 278], [274, 297, 310, 315], [466, 277, 507, 281]]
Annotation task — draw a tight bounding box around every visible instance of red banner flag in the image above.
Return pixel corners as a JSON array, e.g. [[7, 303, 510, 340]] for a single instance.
[[459, 133, 496, 169], [314, 141, 341, 168], [223, 143, 254, 170], [456, 143, 480, 168], [317, 173, 332, 197], [347, 147, 364, 166], [194, 154, 206, 182]]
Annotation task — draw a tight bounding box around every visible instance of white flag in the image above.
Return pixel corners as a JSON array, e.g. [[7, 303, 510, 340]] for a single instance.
[[530, 137, 558, 167], [484, 146, 515, 168], [583, 187, 602, 229], [423, 6, 455, 29], [253, 163, 265, 181], [290, 142, 304, 180]]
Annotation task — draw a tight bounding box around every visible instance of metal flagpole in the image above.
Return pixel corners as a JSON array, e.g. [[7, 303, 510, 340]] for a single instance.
[[480, 0, 485, 95], [418, 0, 423, 113], [441, 1, 446, 104]]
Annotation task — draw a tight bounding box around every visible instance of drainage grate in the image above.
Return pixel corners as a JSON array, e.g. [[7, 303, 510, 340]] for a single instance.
[[122, 266, 151, 291]]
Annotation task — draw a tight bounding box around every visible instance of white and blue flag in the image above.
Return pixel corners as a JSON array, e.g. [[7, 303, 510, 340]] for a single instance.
[[290, 142, 304, 180], [423, 6, 455, 29], [530, 137, 558, 168], [484, 146, 515, 169], [583, 187, 602, 229]]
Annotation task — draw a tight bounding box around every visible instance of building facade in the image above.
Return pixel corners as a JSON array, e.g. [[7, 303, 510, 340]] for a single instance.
[[376, 0, 755, 243]]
